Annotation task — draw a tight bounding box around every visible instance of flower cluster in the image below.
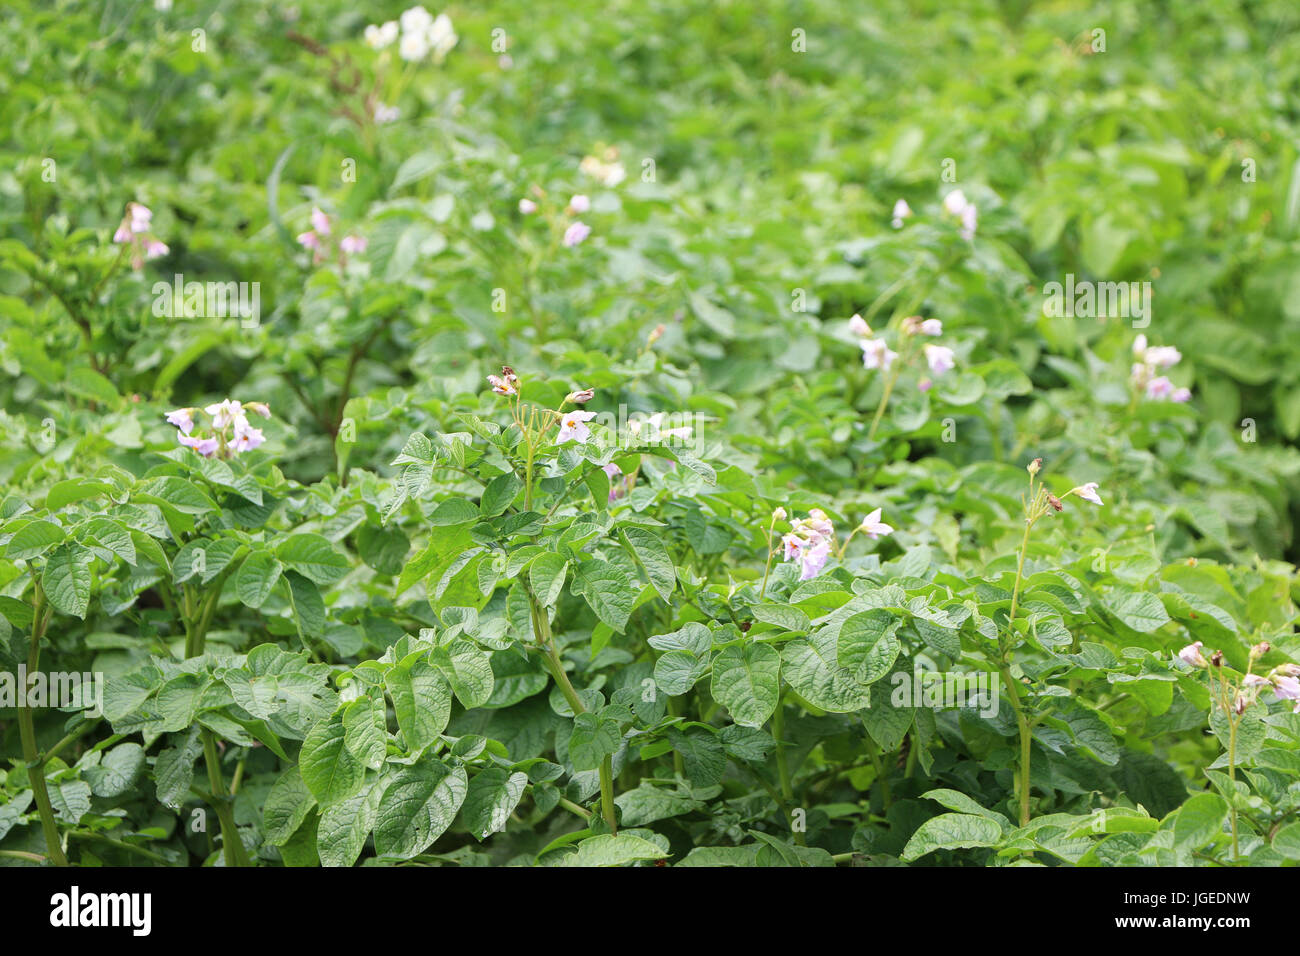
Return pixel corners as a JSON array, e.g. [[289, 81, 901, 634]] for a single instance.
[[486, 366, 599, 445], [364, 6, 456, 63], [518, 189, 594, 248], [776, 506, 894, 581], [113, 201, 168, 269], [297, 208, 367, 265], [1180, 640, 1300, 714], [579, 147, 626, 188], [1131, 335, 1190, 402], [166, 399, 271, 458], [850, 313, 955, 386]]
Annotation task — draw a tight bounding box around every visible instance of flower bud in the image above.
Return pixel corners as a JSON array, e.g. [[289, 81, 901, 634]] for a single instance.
[[1027, 458, 1042, 477], [565, 388, 595, 404], [648, 323, 666, 345], [1211, 650, 1224, 668], [1250, 641, 1270, 661], [772, 507, 787, 521]]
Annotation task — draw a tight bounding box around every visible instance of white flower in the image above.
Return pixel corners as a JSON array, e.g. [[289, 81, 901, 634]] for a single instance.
[[848, 314, 872, 337], [860, 338, 897, 371], [399, 5, 434, 35], [427, 13, 457, 62], [942, 190, 970, 216], [365, 21, 399, 49], [858, 508, 894, 540], [204, 399, 245, 430], [519, 198, 538, 214], [399, 29, 431, 61], [557, 410, 597, 444], [374, 102, 400, 124], [568, 194, 591, 214], [1144, 345, 1181, 369], [923, 344, 955, 375], [1178, 641, 1207, 668], [891, 199, 912, 228]]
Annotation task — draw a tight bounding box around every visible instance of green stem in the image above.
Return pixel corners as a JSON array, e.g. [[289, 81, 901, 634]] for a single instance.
[[772, 693, 805, 845], [185, 583, 251, 867], [1228, 716, 1240, 861], [866, 361, 904, 441], [998, 664, 1032, 826], [18, 587, 68, 866], [530, 592, 617, 832]]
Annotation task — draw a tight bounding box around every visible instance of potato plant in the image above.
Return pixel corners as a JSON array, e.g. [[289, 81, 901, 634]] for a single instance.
[[1, 0, 1299, 869]]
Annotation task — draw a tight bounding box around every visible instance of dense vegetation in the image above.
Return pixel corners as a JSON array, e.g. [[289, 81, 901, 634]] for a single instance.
[[2, 0, 1300, 867]]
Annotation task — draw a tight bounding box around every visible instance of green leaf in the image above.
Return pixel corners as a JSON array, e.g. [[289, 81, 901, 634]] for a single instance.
[[528, 552, 568, 608], [1103, 591, 1171, 633], [1173, 793, 1228, 850], [549, 833, 669, 867], [42, 542, 92, 618], [901, 812, 1005, 861], [480, 473, 523, 517], [385, 657, 452, 750], [619, 526, 676, 602], [276, 533, 350, 586], [710, 643, 780, 727], [264, 766, 318, 846], [236, 550, 283, 609], [569, 712, 622, 771], [6, 519, 65, 559], [84, 742, 145, 798], [572, 559, 636, 633], [318, 782, 383, 867], [429, 498, 480, 526], [135, 476, 217, 515], [299, 709, 366, 807], [373, 758, 469, 859], [461, 768, 529, 840], [432, 640, 495, 709], [836, 609, 903, 685]]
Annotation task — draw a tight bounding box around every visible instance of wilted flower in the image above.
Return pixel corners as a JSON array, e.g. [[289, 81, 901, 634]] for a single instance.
[[1047, 494, 1064, 512], [1178, 641, 1208, 667], [557, 410, 597, 444], [860, 338, 898, 371], [923, 344, 955, 375], [567, 194, 591, 214], [563, 221, 591, 247], [891, 199, 912, 229], [858, 508, 893, 540]]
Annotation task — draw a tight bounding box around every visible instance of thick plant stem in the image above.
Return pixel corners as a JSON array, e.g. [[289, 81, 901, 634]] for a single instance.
[[185, 586, 250, 866], [531, 593, 617, 833], [772, 695, 805, 845], [998, 665, 1032, 826], [18, 587, 68, 866]]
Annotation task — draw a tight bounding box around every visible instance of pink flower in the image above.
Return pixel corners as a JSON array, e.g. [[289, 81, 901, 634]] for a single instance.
[[145, 240, 168, 259], [1146, 376, 1174, 400], [487, 374, 517, 396], [178, 434, 220, 458], [918, 377, 933, 392], [924, 344, 955, 375], [562, 221, 591, 247], [858, 508, 893, 540], [860, 338, 897, 371], [113, 224, 133, 243], [1144, 346, 1181, 369], [798, 538, 830, 580], [1273, 676, 1300, 701], [1171, 387, 1192, 403], [340, 234, 367, 254], [557, 410, 596, 444], [1178, 641, 1207, 667], [165, 408, 195, 434], [297, 231, 320, 250], [848, 314, 872, 337], [374, 102, 400, 124], [567, 194, 590, 214], [231, 421, 265, 452], [518, 198, 537, 214], [1072, 482, 1103, 505], [311, 207, 331, 236]]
